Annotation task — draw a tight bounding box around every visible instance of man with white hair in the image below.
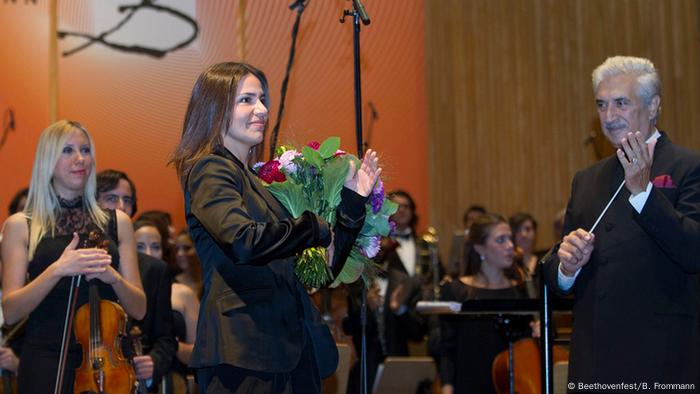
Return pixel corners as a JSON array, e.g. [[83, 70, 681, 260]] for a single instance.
[[544, 56, 700, 391]]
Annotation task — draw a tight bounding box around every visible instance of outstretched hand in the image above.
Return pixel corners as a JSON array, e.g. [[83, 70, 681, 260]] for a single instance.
[[344, 149, 382, 197]]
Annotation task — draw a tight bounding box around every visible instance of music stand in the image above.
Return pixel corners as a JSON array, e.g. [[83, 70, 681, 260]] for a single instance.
[[417, 298, 572, 394], [371, 357, 435, 394]]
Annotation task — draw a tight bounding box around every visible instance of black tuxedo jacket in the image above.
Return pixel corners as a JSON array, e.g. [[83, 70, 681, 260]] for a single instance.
[[344, 245, 427, 359], [381, 247, 429, 355], [544, 133, 700, 390], [128, 253, 176, 392], [185, 147, 366, 378]]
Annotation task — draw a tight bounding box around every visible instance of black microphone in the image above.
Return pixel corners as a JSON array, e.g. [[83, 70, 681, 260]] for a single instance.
[[289, 0, 306, 11], [352, 0, 370, 25], [368, 101, 378, 120], [582, 131, 595, 145]]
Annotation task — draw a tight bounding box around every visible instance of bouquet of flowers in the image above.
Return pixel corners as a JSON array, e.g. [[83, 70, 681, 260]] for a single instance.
[[254, 136, 397, 288]]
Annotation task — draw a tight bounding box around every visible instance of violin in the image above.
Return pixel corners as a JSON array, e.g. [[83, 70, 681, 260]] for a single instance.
[[73, 231, 136, 394], [491, 338, 569, 394]]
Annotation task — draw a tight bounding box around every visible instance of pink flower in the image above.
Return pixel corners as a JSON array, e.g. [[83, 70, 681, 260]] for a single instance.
[[307, 141, 321, 150], [257, 160, 286, 183], [334, 150, 346, 157], [278, 149, 300, 174]]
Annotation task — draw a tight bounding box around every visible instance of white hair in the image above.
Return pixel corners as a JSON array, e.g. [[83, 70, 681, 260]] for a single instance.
[[592, 56, 661, 105]]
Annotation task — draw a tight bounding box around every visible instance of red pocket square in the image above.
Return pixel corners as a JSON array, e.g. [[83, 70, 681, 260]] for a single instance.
[[652, 174, 676, 188]]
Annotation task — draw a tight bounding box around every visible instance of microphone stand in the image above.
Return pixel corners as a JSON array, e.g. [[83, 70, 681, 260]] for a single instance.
[[268, 0, 310, 160], [341, 0, 370, 159], [537, 245, 558, 394], [340, 1, 370, 393], [363, 103, 378, 152]]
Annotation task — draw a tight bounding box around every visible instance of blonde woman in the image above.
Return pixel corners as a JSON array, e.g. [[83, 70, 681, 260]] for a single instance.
[[1, 120, 146, 393]]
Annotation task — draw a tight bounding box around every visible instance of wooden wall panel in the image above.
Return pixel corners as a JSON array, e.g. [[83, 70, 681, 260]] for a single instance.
[[425, 0, 700, 258]]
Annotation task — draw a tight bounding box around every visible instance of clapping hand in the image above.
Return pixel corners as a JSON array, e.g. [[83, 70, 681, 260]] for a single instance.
[[617, 131, 657, 196], [54, 233, 112, 277], [344, 149, 382, 197]]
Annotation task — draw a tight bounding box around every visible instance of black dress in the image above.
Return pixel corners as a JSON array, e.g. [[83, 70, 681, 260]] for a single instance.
[[439, 280, 529, 394], [17, 197, 121, 394], [171, 310, 190, 379]]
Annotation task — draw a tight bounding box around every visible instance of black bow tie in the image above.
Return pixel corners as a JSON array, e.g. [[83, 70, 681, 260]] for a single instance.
[[394, 233, 411, 241]]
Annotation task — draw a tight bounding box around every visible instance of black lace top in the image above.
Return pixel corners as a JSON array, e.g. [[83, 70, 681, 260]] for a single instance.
[[24, 196, 120, 357], [52, 196, 103, 237]]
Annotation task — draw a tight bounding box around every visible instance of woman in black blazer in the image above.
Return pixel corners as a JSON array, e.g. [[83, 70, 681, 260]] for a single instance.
[[171, 62, 380, 393]]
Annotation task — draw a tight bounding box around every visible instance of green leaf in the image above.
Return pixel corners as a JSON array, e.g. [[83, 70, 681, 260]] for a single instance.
[[319, 136, 341, 159], [302, 146, 324, 169], [380, 199, 398, 216], [320, 157, 349, 223], [359, 198, 397, 237], [361, 210, 391, 236], [330, 248, 368, 287], [267, 181, 312, 218]]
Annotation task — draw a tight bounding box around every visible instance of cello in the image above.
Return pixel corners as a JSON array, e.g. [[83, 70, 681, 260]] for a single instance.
[[73, 231, 136, 394], [491, 337, 569, 394]]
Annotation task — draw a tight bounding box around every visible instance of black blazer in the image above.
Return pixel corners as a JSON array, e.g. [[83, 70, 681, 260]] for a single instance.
[[185, 147, 365, 378], [544, 133, 700, 389], [128, 253, 176, 392]]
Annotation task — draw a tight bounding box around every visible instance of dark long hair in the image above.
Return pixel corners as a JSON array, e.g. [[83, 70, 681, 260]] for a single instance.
[[170, 62, 269, 185], [468, 213, 507, 247], [468, 213, 525, 283], [387, 189, 418, 236], [508, 212, 538, 236]]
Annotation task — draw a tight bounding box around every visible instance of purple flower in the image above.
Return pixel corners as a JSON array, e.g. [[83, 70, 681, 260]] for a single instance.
[[389, 220, 397, 236], [370, 179, 384, 214], [359, 235, 381, 258]]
